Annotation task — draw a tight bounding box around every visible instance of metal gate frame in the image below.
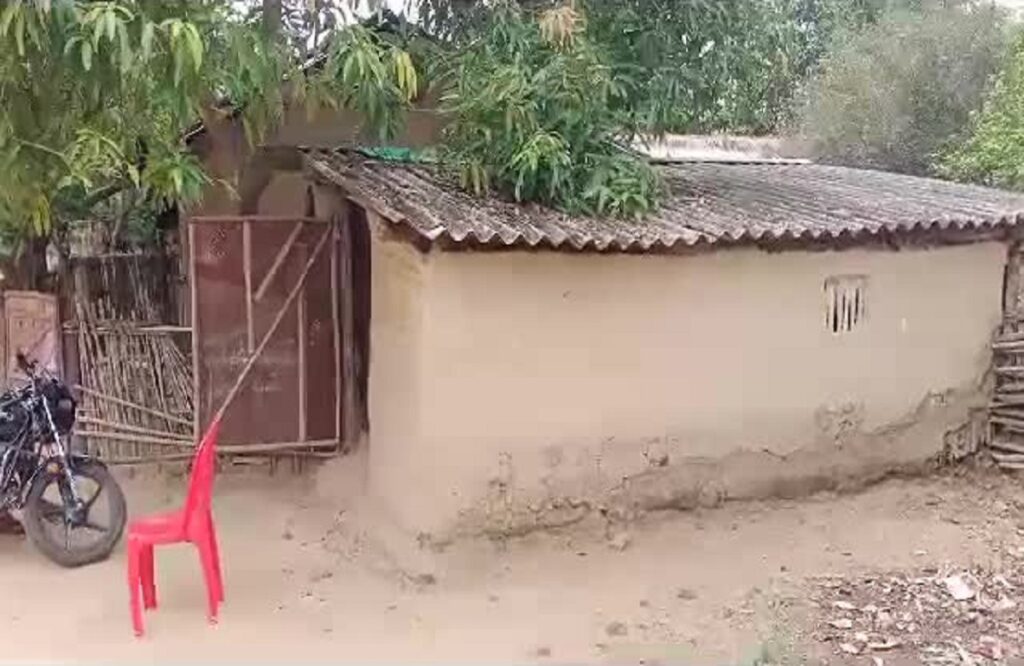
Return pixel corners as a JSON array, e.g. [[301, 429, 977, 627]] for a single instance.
[[188, 214, 351, 455]]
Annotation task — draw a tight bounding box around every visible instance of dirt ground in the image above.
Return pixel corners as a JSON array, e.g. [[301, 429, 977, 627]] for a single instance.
[[0, 458, 1022, 665]]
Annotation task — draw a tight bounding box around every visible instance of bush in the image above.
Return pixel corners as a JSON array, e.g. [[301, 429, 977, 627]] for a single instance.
[[795, 4, 1009, 175], [940, 34, 1024, 190]]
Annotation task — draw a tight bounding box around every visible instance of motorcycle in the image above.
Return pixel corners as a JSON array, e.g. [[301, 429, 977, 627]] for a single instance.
[[0, 353, 126, 567]]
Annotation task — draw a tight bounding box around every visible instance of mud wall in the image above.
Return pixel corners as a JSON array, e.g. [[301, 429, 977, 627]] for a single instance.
[[364, 217, 432, 528], [364, 238, 1005, 538]]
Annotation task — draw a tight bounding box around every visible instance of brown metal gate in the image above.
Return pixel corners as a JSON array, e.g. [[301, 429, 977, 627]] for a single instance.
[[189, 215, 349, 454]]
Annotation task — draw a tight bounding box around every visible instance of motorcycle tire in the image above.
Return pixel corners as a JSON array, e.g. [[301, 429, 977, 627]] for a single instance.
[[22, 460, 127, 568]]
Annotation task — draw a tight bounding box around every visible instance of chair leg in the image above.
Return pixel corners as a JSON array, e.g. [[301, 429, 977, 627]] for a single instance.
[[208, 515, 224, 603], [196, 537, 220, 624], [126, 540, 145, 637], [141, 544, 157, 610]]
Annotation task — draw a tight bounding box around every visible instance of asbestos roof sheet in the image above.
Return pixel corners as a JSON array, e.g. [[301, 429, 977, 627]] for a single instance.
[[305, 151, 1024, 252]]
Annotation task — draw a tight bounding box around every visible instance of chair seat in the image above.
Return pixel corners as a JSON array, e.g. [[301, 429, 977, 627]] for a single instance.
[[129, 508, 185, 532], [128, 511, 186, 541]]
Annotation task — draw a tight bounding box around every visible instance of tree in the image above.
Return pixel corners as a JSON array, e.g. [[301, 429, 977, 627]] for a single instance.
[[439, 4, 659, 217], [7, 0, 972, 256], [794, 2, 1009, 175], [431, 0, 852, 214], [0, 0, 416, 266], [940, 34, 1024, 190], [584, 0, 810, 135], [426, 0, 841, 136]]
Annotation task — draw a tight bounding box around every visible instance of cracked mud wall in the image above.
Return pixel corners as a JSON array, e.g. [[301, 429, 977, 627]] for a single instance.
[[363, 237, 1005, 539]]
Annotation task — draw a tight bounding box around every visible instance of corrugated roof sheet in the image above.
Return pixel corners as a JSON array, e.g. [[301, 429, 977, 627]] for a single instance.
[[305, 150, 1024, 251]]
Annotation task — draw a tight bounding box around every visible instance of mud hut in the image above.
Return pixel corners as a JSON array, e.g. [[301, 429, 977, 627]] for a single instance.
[[305, 150, 1024, 537], [186, 134, 1024, 539]]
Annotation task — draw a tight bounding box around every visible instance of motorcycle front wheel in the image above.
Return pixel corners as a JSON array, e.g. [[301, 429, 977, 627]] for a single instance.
[[22, 460, 127, 567]]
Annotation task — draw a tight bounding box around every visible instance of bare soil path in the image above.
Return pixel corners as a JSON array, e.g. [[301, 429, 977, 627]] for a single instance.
[[0, 460, 1020, 664]]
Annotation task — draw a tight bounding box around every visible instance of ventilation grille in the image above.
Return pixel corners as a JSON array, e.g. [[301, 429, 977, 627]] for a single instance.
[[824, 275, 867, 334]]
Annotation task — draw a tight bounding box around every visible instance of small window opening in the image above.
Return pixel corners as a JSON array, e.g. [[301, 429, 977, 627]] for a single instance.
[[824, 275, 867, 334]]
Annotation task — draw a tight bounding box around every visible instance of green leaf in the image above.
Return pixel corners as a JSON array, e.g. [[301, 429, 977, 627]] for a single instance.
[[81, 39, 92, 71], [140, 21, 154, 60], [14, 9, 25, 56], [105, 10, 117, 45], [183, 23, 202, 72], [0, 5, 16, 39], [117, 21, 130, 71], [171, 168, 182, 196]]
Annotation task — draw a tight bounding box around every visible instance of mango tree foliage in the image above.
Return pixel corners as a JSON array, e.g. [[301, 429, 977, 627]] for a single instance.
[[424, 0, 886, 137], [4, 0, 976, 241], [435, 0, 866, 215], [439, 5, 660, 217], [584, 0, 810, 136], [0, 0, 417, 244]]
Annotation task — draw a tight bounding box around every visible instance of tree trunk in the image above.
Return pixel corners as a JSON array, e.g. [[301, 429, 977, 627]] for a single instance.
[[13, 235, 51, 291], [262, 0, 283, 40]]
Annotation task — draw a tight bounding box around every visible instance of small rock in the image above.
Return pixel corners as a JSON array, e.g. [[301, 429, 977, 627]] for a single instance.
[[868, 638, 901, 651], [309, 569, 333, 583], [992, 597, 1017, 613], [535, 646, 552, 658], [488, 593, 500, 603], [828, 618, 853, 629], [639, 599, 650, 608], [976, 636, 1003, 661], [605, 621, 628, 637], [862, 604, 878, 614], [944, 575, 975, 601], [872, 657, 885, 666], [676, 587, 698, 601], [839, 643, 861, 655], [833, 601, 857, 611], [608, 532, 632, 551], [282, 528, 294, 541], [413, 573, 437, 586]]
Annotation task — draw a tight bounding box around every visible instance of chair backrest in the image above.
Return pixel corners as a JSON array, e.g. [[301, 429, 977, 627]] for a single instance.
[[182, 418, 220, 525]]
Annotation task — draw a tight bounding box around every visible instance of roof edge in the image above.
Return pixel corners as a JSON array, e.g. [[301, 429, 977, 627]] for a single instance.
[[304, 151, 1024, 255]]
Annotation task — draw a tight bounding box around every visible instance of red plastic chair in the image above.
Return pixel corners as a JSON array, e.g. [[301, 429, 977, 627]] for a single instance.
[[126, 419, 223, 636]]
